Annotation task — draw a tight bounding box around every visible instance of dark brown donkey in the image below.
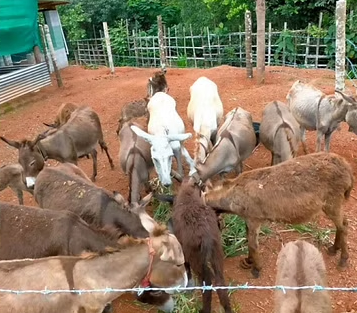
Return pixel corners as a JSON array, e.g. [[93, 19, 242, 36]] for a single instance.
[[160, 177, 232, 313], [0, 105, 114, 182]]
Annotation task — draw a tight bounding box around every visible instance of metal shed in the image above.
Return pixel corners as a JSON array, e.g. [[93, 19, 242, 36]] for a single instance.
[[0, 0, 68, 105]]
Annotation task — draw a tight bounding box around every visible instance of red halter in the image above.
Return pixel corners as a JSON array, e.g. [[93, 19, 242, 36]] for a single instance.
[[140, 238, 156, 288]]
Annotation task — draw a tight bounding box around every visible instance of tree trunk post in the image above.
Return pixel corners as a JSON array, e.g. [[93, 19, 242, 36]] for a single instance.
[[44, 24, 63, 87], [245, 10, 253, 78], [256, 0, 266, 84], [103, 22, 114, 74], [157, 15, 167, 72], [336, 0, 346, 91]]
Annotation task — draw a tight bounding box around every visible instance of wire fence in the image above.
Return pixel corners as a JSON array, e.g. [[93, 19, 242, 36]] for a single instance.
[[1, 283, 357, 296], [69, 28, 335, 70]]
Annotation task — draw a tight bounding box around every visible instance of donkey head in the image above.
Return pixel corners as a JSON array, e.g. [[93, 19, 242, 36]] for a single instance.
[[130, 125, 191, 187], [335, 89, 357, 134], [0, 133, 47, 188]]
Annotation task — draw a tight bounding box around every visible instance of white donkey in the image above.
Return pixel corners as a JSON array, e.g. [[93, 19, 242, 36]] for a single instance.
[[187, 77, 224, 162], [131, 92, 195, 187]]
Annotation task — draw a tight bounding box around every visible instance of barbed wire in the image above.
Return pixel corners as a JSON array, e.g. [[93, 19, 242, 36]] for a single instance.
[[1, 283, 357, 296]]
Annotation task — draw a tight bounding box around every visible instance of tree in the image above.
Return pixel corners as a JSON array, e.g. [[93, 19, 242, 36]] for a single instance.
[[256, 0, 265, 84], [58, 3, 91, 41]]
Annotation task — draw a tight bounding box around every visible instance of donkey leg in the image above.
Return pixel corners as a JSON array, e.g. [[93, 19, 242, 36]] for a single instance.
[[99, 140, 115, 169], [90, 149, 98, 182], [200, 264, 212, 313], [173, 148, 183, 176], [181, 146, 196, 175], [300, 127, 309, 154], [328, 211, 349, 268], [240, 219, 262, 278], [13, 188, 24, 205], [324, 130, 333, 152]]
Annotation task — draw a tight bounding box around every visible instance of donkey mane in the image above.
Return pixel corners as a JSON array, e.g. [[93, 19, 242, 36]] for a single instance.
[[80, 224, 168, 259]]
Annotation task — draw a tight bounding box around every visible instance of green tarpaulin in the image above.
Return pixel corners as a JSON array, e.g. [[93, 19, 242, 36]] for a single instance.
[[0, 0, 40, 56]]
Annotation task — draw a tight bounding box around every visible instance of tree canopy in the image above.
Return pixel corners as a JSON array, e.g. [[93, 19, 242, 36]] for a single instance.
[[57, 0, 357, 41]]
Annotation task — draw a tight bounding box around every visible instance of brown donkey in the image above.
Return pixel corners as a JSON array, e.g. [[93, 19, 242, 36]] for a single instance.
[[203, 152, 353, 278], [0, 226, 188, 313]]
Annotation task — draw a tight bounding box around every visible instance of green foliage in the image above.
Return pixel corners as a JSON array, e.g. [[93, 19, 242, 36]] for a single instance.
[[274, 30, 297, 64], [176, 54, 188, 68], [109, 20, 129, 55], [221, 215, 271, 258], [127, 0, 180, 30], [58, 3, 91, 41], [288, 223, 334, 246], [307, 25, 327, 38]]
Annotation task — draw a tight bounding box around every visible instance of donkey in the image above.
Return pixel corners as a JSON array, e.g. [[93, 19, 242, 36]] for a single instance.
[[0, 163, 33, 204], [193, 107, 256, 183], [131, 92, 195, 187], [259, 101, 301, 165], [0, 226, 188, 313], [0, 200, 179, 313], [43, 102, 78, 128], [203, 152, 353, 278], [166, 177, 232, 313], [1, 105, 114, 183], [33, 162, 149, 238], [187, 77, 224, 162], [286, 80, 357, 153], [275, 240, 332, 313], [118, 116, 153, 203], [116, 71, 169, 134]]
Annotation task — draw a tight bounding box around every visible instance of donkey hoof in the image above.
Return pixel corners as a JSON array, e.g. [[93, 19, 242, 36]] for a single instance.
[[240, 258, 253, 270], [110, 163, 115, 170], [102, 303, 113, 313], [338, 258, 348, 269], [327, 246, 338, 256], [251, 267, 260, 279]]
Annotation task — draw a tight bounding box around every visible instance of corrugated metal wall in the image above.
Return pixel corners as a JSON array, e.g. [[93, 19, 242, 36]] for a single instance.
[[0, 62, 52, 105]]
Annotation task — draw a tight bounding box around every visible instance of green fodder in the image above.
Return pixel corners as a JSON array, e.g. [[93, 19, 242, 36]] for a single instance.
[[221, 214, 272, 258]]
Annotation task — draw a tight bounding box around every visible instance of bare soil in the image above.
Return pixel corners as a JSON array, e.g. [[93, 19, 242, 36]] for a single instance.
[[0, 65, 357, 313]]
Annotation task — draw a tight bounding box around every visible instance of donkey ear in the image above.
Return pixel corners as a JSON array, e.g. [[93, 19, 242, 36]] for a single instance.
[[139, 192, 153, 207], [167, 133, 192, 142], [130, 125, 153, 144], [0, 136, 21, 149], [335, 90, 357, 106], [30, 133, 46, 148]]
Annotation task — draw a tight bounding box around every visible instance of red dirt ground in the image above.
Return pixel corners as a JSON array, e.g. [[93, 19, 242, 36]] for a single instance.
[[1, 65, 357, 313]]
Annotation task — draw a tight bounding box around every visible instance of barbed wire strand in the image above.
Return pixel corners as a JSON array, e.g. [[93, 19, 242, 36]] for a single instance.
[[0, 283, 357, 296]]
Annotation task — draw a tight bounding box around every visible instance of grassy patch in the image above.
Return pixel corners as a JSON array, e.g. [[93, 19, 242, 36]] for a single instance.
[[149, 177, 173, 224], [221, 215, 272, 258], [287, 222, 334, 246]]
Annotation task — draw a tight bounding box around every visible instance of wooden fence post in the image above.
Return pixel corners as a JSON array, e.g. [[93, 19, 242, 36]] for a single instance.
[[268, 22, 272, 66], [305, 23, 311, 67], [283, 22, 287, 66], [256, 0, 266, 84], [315, 12, 323, 68], [103, 22, 114, 74], [336, 0, 346, 91], [157, 15, 167, 72], [190, 24, 197, 68], [245, 10, 253, 78], [44, 24, 63, 87], [132, 30, 139, 67]]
